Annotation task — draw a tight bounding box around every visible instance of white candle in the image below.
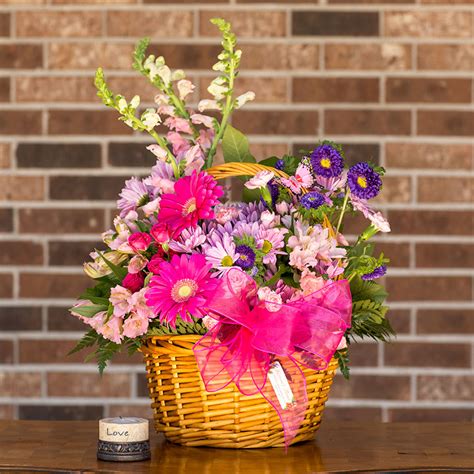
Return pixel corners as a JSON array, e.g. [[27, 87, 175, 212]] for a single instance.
[[99, 417, 149, 443]]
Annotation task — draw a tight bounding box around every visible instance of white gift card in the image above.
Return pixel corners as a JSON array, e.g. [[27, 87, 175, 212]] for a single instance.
[[268, 360, 296, 410]]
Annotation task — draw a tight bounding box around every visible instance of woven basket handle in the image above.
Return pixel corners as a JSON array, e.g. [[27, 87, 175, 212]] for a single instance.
[[206, 162, 290, 181]]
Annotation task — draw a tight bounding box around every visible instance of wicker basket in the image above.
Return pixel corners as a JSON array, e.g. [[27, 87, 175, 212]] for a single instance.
[[142, 162, 340, 448]]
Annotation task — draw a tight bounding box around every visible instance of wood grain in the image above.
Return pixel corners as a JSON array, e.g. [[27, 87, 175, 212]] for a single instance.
[[0, 421, 472, 473]]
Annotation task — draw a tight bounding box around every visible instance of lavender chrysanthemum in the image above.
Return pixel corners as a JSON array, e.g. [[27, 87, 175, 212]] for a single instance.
[[347, 162, 382, 200], [235, 245, 256, 270], [361, 265, 387, 281], [300, 192, 325, 210], [117, 177, 149, 217], [310, 145, 344, 178]]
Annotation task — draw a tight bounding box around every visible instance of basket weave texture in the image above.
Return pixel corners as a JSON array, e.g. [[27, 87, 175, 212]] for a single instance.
[[142, 335, 338, 448], [142, 162, 339, 448]]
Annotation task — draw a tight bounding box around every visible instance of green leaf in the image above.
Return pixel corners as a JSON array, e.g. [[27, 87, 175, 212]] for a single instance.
[[97, 250, 127, 281], [259, 156, 279, 168], [147, 317, 207, 336], [68, 330, 99, 356], [350, 276, 388, 304], [335, 349, 350, 379], [69, 304, 108, 319], [349, 299, 394, 342], [222, 125, 256, 164], [242, 186, 261, 203]]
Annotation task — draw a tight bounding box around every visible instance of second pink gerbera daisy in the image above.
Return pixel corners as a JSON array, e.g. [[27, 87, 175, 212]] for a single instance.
[[145, 253, 219, 327], [158, 171, 223, 237]]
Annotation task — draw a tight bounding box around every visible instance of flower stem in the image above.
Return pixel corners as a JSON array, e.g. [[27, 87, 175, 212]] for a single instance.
[[336, 191, 350, 234], [205, 61, 236, 169]]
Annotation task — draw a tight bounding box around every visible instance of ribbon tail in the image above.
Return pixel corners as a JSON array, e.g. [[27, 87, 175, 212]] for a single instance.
[[260, 356, 307, 450]]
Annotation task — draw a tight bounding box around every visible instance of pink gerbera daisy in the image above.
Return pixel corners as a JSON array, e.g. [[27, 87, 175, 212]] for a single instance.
[[158, 171, 223, 237], [145, 253, 219, 327]]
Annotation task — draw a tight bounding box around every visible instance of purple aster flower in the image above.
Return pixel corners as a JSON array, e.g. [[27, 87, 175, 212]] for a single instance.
[[347, 162, 382, 200], [300, 192, 325, 209], [117, 177, 149, 217], [275, 159, 285, 171], [361, 265, 387, 281], [235, 245, 256, 270], [310, 145, 344, 178]]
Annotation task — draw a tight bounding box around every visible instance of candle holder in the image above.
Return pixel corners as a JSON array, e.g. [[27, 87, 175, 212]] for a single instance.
[[97, 417, 151, 462]]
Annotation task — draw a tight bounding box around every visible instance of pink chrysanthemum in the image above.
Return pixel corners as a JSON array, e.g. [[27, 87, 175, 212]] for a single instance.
[[158, 171, 223, 237], [145, 253, 219, 327]]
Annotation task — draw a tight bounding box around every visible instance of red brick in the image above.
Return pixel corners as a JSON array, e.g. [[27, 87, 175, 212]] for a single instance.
[[0, 406, 14, 420], [234, 110, 318, 135], [385, 143, 472, 170], [53, 0, 136, 3], [331, 374, 410, 400], [323, 407, 382, 422], [19, 208, 105, 234], [0, 209, 13, 233], [200, 11, 286, 37], [417, 309, 474, 334], [48, 42, 134, 70], [0, 44, 43, 69], [416, 243, 473, 268], [19, 405, 104, 421], [0, 176, 44, 201], [388, 309, 411, 334], [0, 341, 14, 364], [19, 273, 89, 298], [417, 375, 473, 401], [375, 175, 411, 203], [0, 241, 43, 265], [16, 143, 102, 168], [388, 408, 473, 422], [107, 10, 193, 38], [19, 339, 93, 364], [0, 306, 42, 331], [0, 273, 13, 298], [388, 210, 473, 236], [418, 177, 473, 203], [325, 43, 411, 70], [0, 13, 9, 36], [0, 78, 10, 102], [386, 276, 472, 302], [49, 110, 132, 136], [16, 11, 102, 37], [49, 240, 101, 266], [386, 77, 472, 103], [0, 111, 42, 135], [417, 110, 474, 137], [418, 44, 474, 71], [384, 342, 471, 368], [325, 109, 411, 135], [293, 11, 379, 37], [376, 242, 410, 268], [385, 11, 472, 38], [47, 372, 131, 397], [349, 343, 378, 367], [0, 372, 41, 397], [50, 176, 128, 201], [293, 77, 379, 103], [16, 76, 96, 103], [0, 143, 10, 168]]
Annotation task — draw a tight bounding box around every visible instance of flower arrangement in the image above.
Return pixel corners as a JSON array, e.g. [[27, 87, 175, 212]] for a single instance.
[[71, 19, 393, 443]]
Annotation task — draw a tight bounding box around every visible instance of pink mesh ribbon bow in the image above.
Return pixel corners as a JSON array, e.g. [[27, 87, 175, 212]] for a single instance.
[[193, 269, 352, 447]]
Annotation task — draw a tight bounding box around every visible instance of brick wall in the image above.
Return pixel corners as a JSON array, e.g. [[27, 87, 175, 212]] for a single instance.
[[0, 0, 472, 423]]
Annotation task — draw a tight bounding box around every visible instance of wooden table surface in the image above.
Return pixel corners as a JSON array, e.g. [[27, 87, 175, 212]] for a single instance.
[[0, 420, 472, 473]]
